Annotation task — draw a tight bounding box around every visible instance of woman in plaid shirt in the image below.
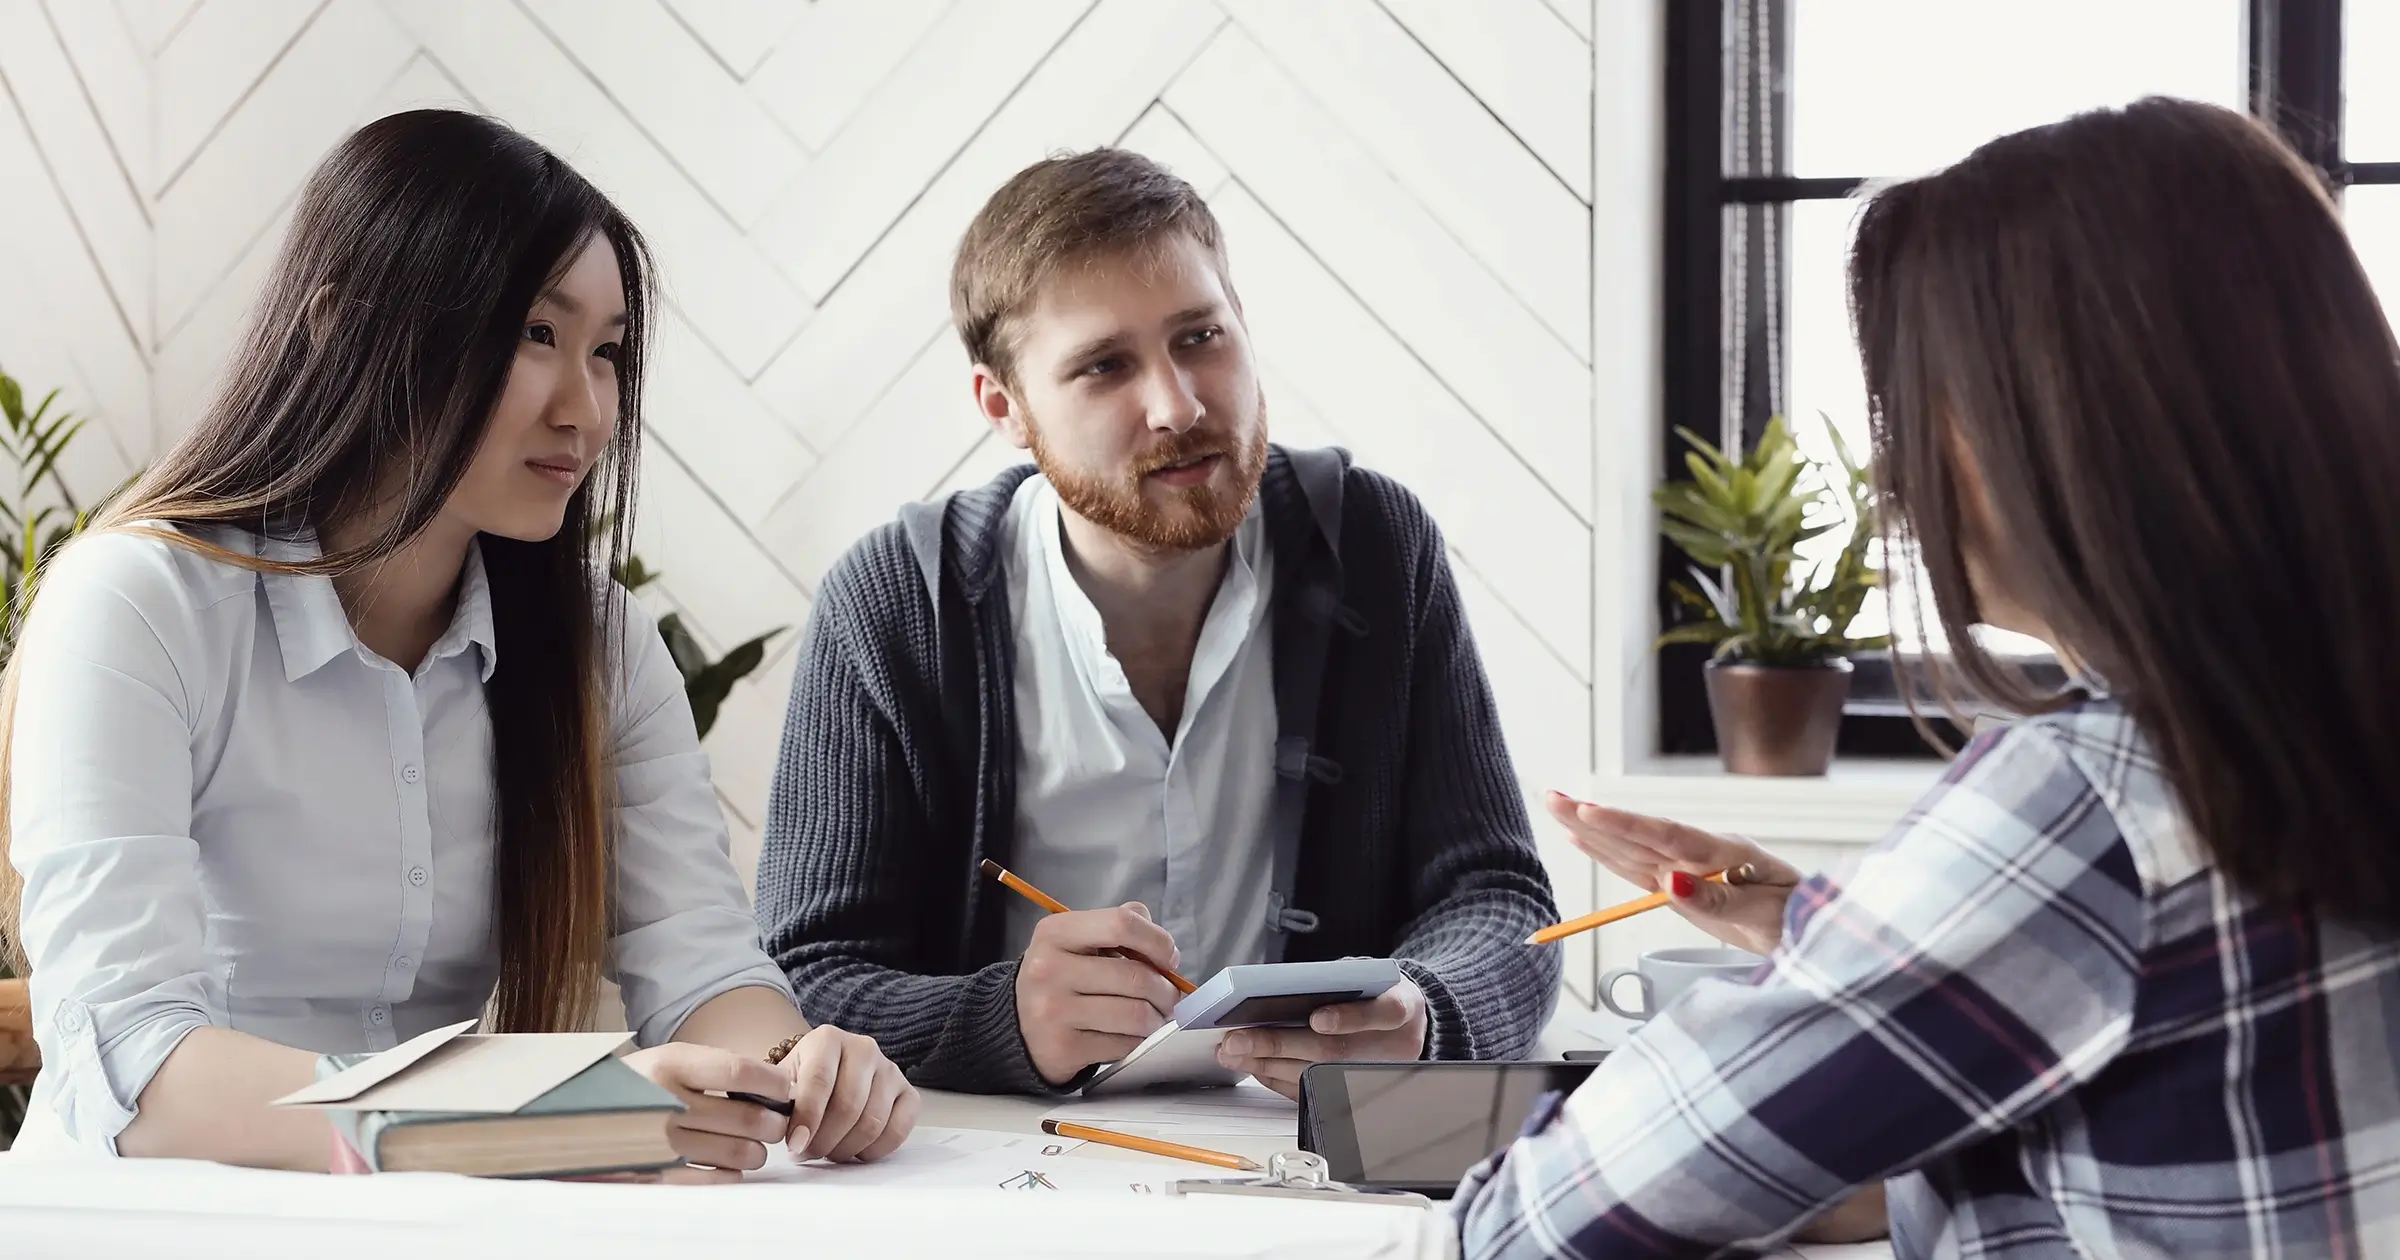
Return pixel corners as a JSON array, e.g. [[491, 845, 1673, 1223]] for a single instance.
[[1459, 97, 2400, 1259]]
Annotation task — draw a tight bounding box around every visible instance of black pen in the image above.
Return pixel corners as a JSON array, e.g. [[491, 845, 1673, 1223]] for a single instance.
[[730, 1090, 794, 1116]]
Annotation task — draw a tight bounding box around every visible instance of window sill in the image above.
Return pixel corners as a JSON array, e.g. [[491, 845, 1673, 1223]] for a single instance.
[[1586, 757, 1944, 845]]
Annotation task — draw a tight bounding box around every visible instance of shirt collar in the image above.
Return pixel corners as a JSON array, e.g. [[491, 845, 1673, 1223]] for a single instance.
[[437, 541, 500, 683], [1029, 483, 1110, 662], [258, 532, 500, 683], [1029, 479, 1271, 661]]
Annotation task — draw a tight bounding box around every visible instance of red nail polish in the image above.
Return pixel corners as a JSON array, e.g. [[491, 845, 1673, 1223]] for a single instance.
[[1670, 871, 1697, 898]]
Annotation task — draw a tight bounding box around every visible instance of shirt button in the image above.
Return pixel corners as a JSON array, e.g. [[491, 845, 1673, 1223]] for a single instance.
[[394, 958, 414, 971], [407, 866, 428, 887], [369, 1007, 389, 1027], [401, 764, 422, 784], [54, 1001, 85, 1033]]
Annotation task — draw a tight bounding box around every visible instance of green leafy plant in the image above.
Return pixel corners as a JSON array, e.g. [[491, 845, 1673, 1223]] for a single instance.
[[1654, 413, 1889, 667], [602, 536, 784, 739], [0, 366, 110, 1148], [0, 371, 101, 671]]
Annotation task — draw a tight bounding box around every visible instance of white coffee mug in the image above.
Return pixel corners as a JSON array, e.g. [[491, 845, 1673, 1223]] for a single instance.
[[1598, 946, 1764, 1021]]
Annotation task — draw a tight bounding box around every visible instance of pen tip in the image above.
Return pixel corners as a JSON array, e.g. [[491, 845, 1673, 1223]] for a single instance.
[[980, 859, 1003, 878]]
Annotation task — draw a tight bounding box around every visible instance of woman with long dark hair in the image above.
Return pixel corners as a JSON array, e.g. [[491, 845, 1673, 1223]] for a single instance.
[[2, 109, 915, 1173], [1463, 97, 2400, 1256]]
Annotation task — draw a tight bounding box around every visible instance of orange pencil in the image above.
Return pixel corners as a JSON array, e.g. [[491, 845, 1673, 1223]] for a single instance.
[[1041, 1119, 1263, 1172], [1524, 866, 1761, 946], [980, 859, 1199, 995]]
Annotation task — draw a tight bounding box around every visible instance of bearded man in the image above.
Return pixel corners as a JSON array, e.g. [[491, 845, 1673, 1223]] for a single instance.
[[753, 149, 1561, 1098]]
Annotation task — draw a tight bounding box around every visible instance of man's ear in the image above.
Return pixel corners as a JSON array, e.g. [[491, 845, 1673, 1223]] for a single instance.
[[971, 364, 1032, 450]]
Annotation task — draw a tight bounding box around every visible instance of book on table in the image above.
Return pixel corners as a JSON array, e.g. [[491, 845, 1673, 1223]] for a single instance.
[[271, 1020, 685, 1178]]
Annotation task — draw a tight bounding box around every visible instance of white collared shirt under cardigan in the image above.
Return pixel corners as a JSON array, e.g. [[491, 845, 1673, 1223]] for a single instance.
[[996, 475, 1279, 985], [8, 525, 789, 1155]]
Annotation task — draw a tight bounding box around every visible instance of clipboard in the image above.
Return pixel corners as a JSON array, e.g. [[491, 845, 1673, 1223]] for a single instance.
[[1167, 1150, 1434, 1208]]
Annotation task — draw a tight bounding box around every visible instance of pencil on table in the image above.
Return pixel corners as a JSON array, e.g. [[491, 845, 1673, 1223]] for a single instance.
[[1525, 864, 1783, 946], [1041, 1119, 1263, 1172], [980, 859, 1199, 995]]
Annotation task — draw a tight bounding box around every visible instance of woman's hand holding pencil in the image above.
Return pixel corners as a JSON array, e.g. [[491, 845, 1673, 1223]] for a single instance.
[[1533, 793, 1804, 956]]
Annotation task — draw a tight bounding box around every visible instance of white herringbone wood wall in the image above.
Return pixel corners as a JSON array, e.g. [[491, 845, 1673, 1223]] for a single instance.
[[5, 0, 1606, 999]]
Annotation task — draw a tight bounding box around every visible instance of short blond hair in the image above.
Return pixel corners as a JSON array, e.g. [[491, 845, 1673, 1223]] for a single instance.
[[950, 148, 1231, 384]]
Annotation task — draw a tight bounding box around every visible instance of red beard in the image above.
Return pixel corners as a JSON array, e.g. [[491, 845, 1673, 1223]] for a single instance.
[[1027, 405, 1270, 552]]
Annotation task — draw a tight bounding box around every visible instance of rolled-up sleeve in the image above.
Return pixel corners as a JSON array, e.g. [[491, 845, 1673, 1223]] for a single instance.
[[605, 594, 792, 1046], [10, 535, 220, 1153]]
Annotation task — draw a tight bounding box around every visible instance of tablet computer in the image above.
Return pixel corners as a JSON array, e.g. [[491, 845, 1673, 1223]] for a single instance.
[[1298, 1059, 1601, 1198], [1172, 957, 1405, 1031], [1080, 958, 1408, 1095]]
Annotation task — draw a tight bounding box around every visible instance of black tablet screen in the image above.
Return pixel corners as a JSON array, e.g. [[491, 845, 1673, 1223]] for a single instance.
[[1305, 1062, 1599, 1193]]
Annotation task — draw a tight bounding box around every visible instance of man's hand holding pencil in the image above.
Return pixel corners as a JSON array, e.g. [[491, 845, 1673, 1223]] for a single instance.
[[1002, 882, 1191, 1085]]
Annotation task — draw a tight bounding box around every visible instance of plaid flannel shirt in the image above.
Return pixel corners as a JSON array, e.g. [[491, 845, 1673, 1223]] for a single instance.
[[1455, 696, 2400, 1259]]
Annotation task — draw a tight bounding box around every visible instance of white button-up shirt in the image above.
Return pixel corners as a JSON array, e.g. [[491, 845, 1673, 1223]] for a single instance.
[[997, 477, 1279, 985], [8, 526, 787, 1155]]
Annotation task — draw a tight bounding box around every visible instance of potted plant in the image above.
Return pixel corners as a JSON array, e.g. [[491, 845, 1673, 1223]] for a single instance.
[[0, 367, 112, 1146], [1655, 414, 1887, 775]]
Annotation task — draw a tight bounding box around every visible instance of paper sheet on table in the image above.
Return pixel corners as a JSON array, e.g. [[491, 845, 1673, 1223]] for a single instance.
[[1043, 1082, 1298, 1141], [742, 1126, 1214, 1192]]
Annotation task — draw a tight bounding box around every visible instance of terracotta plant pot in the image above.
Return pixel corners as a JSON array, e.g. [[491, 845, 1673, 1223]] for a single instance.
[[0, 977, 36, 1086], [1703, 658, 1854, 776]]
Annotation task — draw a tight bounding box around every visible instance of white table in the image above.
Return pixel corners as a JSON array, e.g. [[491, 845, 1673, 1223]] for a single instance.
[[919, 1092, 1889, 1260], [910, 1003, 1629, 1165], [916, 1007, 1890, 1260], [0, 1128, 1449, 1260], [0, 1008, 1887, 1259]]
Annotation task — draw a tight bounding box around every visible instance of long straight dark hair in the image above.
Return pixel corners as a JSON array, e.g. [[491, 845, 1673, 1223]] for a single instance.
[[1851, 97, 2400, 925], [0, 109, 651, 1029]]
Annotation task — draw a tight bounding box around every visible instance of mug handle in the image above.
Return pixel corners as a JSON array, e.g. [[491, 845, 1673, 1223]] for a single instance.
[[1597, 968, 1653, 1020]]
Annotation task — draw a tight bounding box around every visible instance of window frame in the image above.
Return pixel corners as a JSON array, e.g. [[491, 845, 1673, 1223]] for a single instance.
[[1656, 0, 2381, 760]]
